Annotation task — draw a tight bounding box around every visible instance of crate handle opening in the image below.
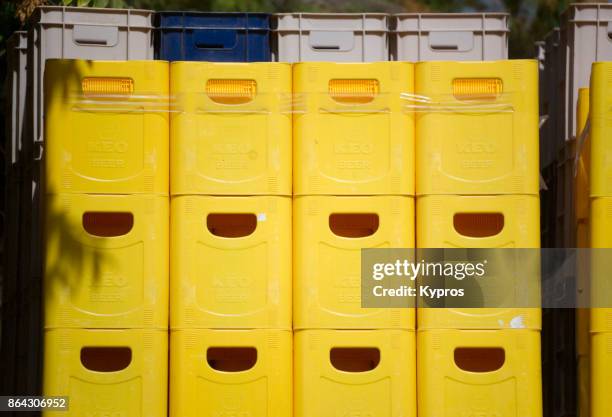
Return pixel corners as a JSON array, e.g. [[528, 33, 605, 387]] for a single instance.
[[329, 79, 379, 104], [454, 347, 505, 372], [81, 347, 132, 372], [452, 78, 503, 100], [82, 77, 134, 96], [207, 347, 257, 372], [330, 347, 380, 372], [309, 31, 354, 52], [429, 32, 474, 52], [453, 213, 504, 238], [207, 213, 257, 238], [329, 213, 379, 238], [206, 79, 257, 105], [73, 25, 119, 47], [194, 29, 237, 50], [83, 212, 134, 237]]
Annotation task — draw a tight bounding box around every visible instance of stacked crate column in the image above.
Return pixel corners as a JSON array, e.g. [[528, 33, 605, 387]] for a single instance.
[[169, 61, 292, 417], [415, 60, 542, 417], [42, 60, 169, 417], [293, 62, 416, 417]]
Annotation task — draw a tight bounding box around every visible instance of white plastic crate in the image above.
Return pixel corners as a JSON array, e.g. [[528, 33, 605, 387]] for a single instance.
[[390, 13, 509, 61], [563, 3, 612, 142], [541, 28, 564, 170], [6, 31, 28, 171], [271, 13, 389, 62]]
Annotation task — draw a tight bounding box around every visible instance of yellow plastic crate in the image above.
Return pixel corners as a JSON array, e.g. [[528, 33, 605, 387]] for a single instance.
[[170, 329, 291, 417], [43, 328, 167, 417], [576, 87, 590, 221], [578, 354, 590, 417], [44, 194, 168, 329], [418, 329, 542, 417], [45, 60, 169, 195], [171, 196, 291, 329], [293, 62, 414, 196], [295, 329, 416, 417], [591, 332, 612, 417], [590, 62, 612, 197], [415, 60, 539, 195], [170, 62, 292, 196], [590, 197, 612, 332], [417, 195, 541, 329], [294, 196, 415, 329]]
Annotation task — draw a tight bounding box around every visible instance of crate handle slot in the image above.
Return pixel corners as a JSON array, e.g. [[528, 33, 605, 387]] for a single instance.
[[330, 347, 380, 372], [81, 347, 132, 372], [309, 31, 354, 51], [207, 347, 257, 372], [83, 212, 134, 237], [454, 347, 505, 372], [82, 77, 134, 96], [453, 213, 504, 238], [194, 29, 237, 50], [73, 25, 119, 47], [452, 78, 503, 100], [206, 79, 257, 104], [329, 79, 379, 104], [329, 213, 379, 238], [207, 213, 257, 238], [429, 31, 474, 52]]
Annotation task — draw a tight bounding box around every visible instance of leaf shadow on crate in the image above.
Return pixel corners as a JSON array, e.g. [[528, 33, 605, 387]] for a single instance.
[[43, 60, 115, 291]]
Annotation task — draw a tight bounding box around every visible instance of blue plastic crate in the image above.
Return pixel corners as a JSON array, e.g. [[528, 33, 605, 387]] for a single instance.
[[155, 12, 271, 62]]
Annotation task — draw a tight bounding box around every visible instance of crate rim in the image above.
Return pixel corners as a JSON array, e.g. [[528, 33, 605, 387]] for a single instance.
[[392, 12, 510, 17], [273, 12, 389, 17], [28, 5, 154, 19], [157, 11, 270, 16]]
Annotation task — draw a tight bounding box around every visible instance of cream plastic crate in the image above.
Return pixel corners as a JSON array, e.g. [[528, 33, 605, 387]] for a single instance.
[[562, 3, 612, 142], [6, 31, 28, 170], [391, 13, 509, 61], [272, 13, 389, 62], [540, 28, 564, 169]]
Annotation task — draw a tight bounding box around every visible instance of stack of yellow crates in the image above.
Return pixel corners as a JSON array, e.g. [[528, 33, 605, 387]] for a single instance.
[[169, 62, 292, 417], [575, 87, 590, 417], [588, 62, 612, 417], [415, 60, 543, 416], [293, 62, 416, 417], [42, 60, 170, 416]]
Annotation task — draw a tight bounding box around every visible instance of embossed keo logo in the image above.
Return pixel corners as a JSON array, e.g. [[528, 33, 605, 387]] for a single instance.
[[334, 143, 373, 154], [457, 141, 495, 154], [88, 140, 128, 154]]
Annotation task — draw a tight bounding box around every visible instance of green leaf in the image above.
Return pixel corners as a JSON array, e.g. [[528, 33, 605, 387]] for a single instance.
[[93, 0, 110, 6], [77, 0, 92, 6], [62, 0, 74, 5]]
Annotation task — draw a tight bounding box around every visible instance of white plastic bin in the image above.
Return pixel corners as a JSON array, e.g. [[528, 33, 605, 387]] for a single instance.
[[6, 31, 28, 171], [563, 3, 612, 141], [390, 13, 509, 61], [271, 13, 389, 62], [541, 28, 564, 169]]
